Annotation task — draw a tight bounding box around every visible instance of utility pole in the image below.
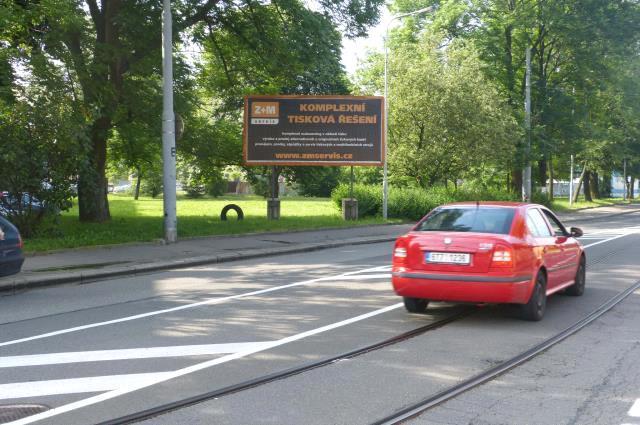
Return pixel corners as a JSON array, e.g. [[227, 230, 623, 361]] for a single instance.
[[569, 154, 574, 206], [623, 158, 627, 201], [162, 0, 177, 243], [523, 47, 532, 203]]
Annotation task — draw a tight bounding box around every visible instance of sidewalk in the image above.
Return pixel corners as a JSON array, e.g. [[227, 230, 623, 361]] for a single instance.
[[1, 203, 638, 294]]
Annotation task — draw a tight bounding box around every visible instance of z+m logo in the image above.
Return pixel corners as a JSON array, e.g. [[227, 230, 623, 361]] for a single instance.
[[251, 102, 279, 125]]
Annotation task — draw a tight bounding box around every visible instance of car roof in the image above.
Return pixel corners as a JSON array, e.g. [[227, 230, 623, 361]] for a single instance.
[[442, 201, 534, 208]]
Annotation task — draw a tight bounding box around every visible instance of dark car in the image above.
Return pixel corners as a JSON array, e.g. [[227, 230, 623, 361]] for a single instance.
[[0, 192, 46, 217], [0, 216, 24, 277]]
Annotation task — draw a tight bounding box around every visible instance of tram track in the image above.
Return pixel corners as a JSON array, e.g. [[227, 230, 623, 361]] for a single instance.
[[94, 229, 636, 425], [107, 230, 640, 425], [372, 277, 640, 425], [97, 307, 477, 425], [5, 224, 637, 424]]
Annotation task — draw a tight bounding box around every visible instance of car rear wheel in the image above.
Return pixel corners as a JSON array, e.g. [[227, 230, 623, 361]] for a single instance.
[[519, 272, 546, 321], [565, 256, 586, 296], [403, 297, 429, 313]]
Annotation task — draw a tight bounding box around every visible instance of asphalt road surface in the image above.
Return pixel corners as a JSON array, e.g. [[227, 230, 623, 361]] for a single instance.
[[0, 212, 639, 425]]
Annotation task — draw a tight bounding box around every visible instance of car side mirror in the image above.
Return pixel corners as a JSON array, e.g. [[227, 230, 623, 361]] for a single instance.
[[570, 227, 583, 238]]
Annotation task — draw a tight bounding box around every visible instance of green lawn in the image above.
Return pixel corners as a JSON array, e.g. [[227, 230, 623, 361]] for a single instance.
[[550, 197, 630, 213], [25, 194, 395, 253]]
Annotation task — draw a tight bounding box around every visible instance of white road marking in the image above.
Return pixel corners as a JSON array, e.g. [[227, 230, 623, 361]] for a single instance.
[[322, 274, 391, 280], [0, 342, 272, 368], [4, 229, 639, 423], [0, 373, 172, 400], [582, 232, 633, 249], [8, 302, 404, 424], [0, 265, 387, 348], [629, 398, 640, 417]]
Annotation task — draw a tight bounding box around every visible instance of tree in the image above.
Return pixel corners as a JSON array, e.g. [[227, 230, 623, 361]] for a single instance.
[[357, 34, 518, 188], [0, 84, 85, 236], [3, 0, 384, 222], [390, 0, 640, 197]]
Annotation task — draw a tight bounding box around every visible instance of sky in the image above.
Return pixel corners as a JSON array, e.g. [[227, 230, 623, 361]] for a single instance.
[[340, 8, 392, 76]]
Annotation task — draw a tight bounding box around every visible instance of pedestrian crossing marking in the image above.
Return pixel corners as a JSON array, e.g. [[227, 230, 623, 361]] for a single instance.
[[0, 373, 172, 400], [0, 342, 273, 368]]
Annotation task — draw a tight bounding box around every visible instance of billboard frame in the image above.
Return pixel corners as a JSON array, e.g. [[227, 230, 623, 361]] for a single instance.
[[243, 94, 385, 167]]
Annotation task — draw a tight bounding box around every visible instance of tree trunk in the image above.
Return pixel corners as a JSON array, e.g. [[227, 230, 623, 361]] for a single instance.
[[590, 172, 600, 199], [78, 117, 111, 222], [511, 169, 522, 194], [572, 164, 587, 204], [546, 155, 554, 202], [601, 173, 612, 198], [538, 159, 547, 188], [583, 170, 593, 202], [630, 176, 636, 199], [134, 168, 142, 201]]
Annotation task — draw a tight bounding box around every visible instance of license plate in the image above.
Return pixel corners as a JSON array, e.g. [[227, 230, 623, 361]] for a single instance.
[[425, 252, 470, 264]]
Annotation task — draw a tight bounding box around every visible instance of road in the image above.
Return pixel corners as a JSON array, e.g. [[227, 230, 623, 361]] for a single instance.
[[0, 212, 639, 425]]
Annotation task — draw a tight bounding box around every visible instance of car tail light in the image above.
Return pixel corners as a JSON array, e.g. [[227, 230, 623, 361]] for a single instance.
[[394, 247, 407, 258], [393, 240, 408, 263], [18, 235, 23, 249], [491, 245, 514, 268]]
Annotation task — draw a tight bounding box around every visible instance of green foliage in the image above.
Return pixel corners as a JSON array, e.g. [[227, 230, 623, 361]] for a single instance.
[[140, 168, 163, 199], [332, 184, 517, 219], [205, 172, 228, 198], [285, 167, 341, 197], [331, 184, 382, 218], [244, 168, 272, 198], [357, 33, 519, 188], [0, 85, 85, 236], [2, 0, 382, 221]]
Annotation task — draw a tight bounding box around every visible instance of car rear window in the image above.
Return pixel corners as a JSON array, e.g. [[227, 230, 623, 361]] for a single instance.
[[415, 207, 516, 234]]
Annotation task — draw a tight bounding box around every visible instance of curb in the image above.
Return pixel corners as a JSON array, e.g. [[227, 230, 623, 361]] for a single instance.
[[558, 207, 640, 224], [24, 222, 406, 258], [0, 235, 398, 295]]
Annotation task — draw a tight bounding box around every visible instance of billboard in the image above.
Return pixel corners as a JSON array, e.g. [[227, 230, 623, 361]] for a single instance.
[[243, 95, 384, 166]]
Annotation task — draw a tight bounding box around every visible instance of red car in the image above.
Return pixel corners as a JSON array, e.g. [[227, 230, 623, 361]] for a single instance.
[[392, 202, 585, 321]]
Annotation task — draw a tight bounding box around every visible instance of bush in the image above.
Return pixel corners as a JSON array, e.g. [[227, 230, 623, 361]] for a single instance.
[[140, 169, 163, 198], [332, 184, 518, 220], [0, 93, 83, 236], [331, 183, 382, 218], [184, 181, 206, 198], [388, 187, 442, 220], [206, 178, 227, 197], [531, 190, 552, 208]]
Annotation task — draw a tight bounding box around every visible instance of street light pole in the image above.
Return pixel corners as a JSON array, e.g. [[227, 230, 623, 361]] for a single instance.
[[623, 158, 627, 201], [383, 6, 435, 220], [523, 47, 532, 203], [569, 154, 574, 206], [162, 0, 177, 243]]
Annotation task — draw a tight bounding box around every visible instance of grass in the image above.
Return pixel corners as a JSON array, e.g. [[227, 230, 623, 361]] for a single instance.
[[550, 197, 630, 213], [25, 194, 397, 253]]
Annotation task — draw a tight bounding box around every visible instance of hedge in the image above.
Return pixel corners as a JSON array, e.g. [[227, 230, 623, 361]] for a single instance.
[[331, 184, 519, 220]]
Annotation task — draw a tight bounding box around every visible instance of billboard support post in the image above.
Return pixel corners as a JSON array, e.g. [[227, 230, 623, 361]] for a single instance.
[[343, 165, 358, 220], [349, 166, 354, 199], [268, 166, 280, 220]]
